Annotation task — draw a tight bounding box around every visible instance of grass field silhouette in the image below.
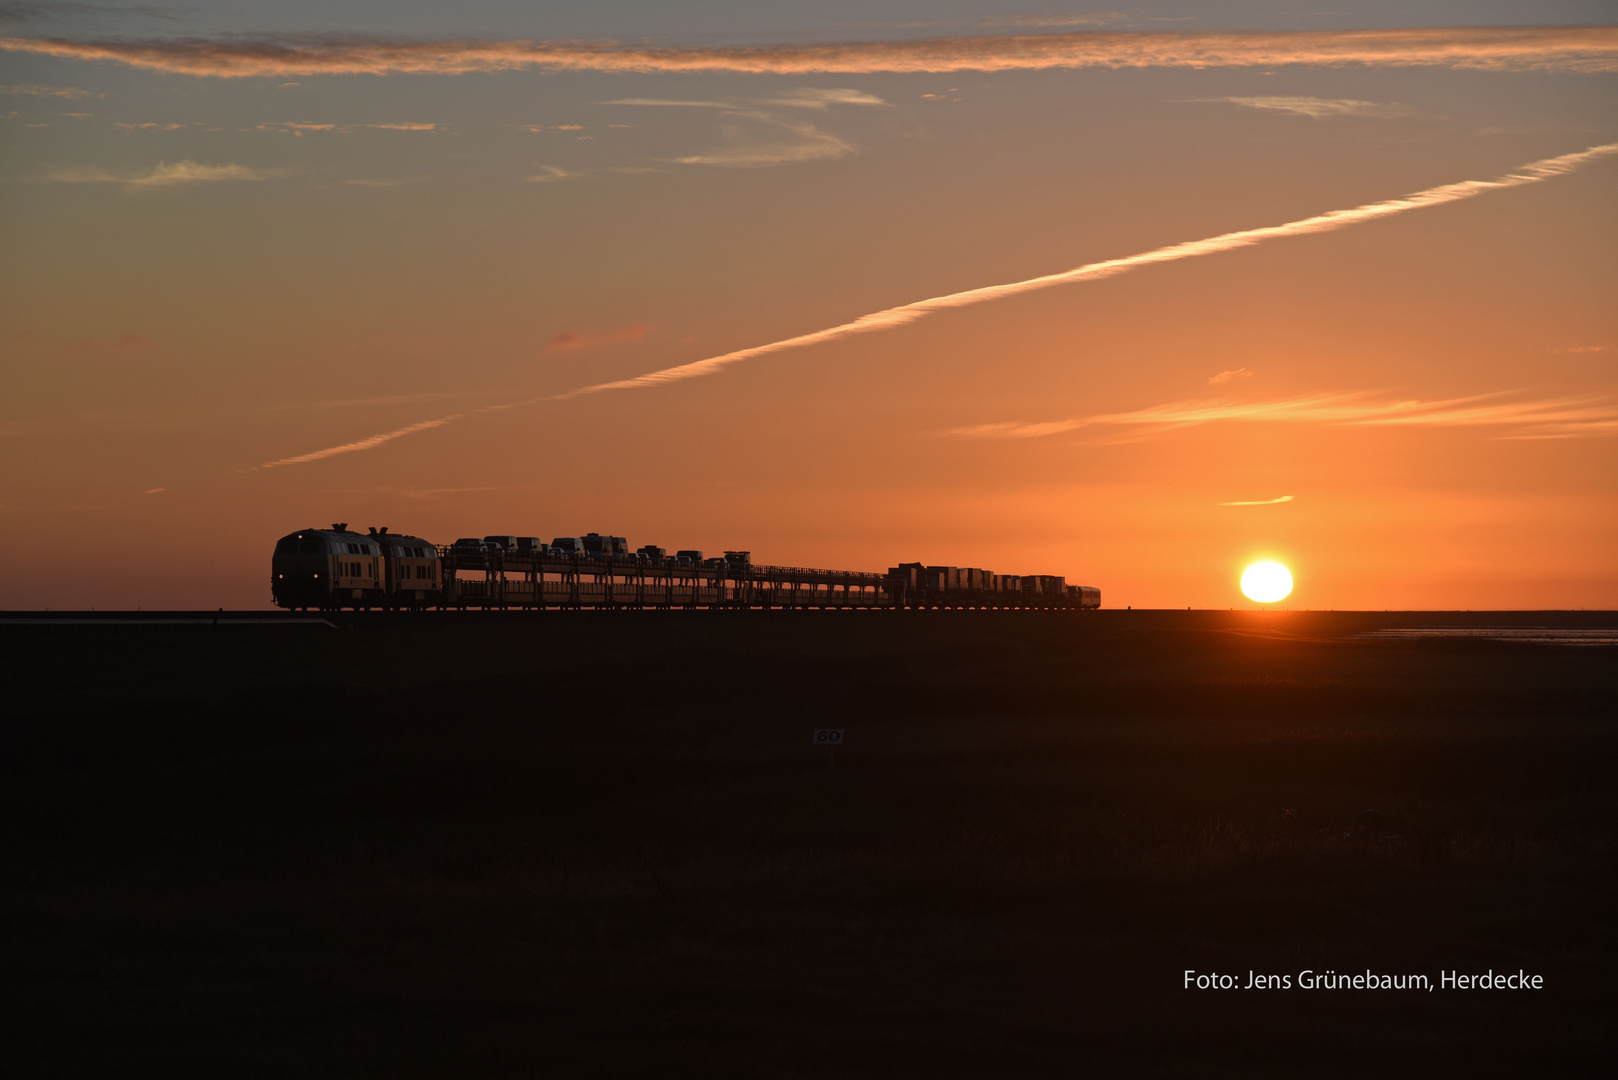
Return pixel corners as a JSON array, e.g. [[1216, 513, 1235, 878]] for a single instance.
[[4, 610, 1613, 1076]]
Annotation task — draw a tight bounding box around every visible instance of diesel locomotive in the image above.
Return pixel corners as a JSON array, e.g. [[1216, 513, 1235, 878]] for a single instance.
[[271, 525, 440, 611]]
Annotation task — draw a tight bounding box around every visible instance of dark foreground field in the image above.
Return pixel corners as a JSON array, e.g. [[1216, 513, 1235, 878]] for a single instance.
[[3, 610, 1616, 1077]]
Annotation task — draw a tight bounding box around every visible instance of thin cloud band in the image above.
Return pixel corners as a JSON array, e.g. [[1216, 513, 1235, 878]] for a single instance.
[[5, 26, 1618, 79]]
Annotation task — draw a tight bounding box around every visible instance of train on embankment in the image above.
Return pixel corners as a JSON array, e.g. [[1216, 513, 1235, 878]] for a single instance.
[[270, 525, 1101, 613]]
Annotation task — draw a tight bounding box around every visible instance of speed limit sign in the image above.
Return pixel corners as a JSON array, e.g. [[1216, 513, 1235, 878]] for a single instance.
[[811, 728, 845, 746]]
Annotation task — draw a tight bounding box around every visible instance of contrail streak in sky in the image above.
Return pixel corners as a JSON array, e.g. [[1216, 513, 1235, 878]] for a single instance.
[[258, 415, 462, 469], [562, 143, 1618, 397], [258, 142, 1618, 469]]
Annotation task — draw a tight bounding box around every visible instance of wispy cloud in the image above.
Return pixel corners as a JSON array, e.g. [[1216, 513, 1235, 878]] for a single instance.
[[605, 90, 881, 168], [6, 26, 1615, 78], [255, 120, 333, 133], [1, 81, 96, 96], [253, 143, 1618, 468], [524, 164, 577, 183], [759, 87, 889, 109], [947, 391, 1618, 441], [255, 120, 435, 135], [1219, 495, 1293, 506], [47, 159, 279, 185], [1208, 367, 1253, 385], [670, 116, 852, 167], [946, 418, 1091, 439], [1209, 95, 1413, 118], [548, 323, 651, 351]]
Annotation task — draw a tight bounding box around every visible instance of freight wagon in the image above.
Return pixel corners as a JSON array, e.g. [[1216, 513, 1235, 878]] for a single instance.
[[887, 563, 1101, 609]]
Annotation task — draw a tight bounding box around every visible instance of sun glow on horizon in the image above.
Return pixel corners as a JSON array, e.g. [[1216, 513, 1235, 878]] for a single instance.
[[1241, 561, 1294, 604]]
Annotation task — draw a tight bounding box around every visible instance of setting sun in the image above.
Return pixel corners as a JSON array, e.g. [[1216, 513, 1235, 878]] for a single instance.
[[1241, 562, 1294, 603]]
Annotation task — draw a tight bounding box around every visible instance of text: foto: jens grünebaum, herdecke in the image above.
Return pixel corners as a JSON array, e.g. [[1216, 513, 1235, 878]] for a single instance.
[[1185, 969, 1544, 991]]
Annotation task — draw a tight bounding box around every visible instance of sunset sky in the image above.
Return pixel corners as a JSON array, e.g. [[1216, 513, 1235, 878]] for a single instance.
[[2, 1, 1615, 610]]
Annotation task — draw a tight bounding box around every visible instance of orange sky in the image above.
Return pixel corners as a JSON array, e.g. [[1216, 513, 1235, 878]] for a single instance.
[[2, 5, 1615, 609]]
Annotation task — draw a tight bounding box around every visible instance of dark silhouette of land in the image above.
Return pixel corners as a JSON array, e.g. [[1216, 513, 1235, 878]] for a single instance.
[[3, 610, 1615, 1077]]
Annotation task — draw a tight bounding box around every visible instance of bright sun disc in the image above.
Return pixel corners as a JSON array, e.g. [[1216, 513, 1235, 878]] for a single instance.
[[1241, 562, 1293, 603]]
